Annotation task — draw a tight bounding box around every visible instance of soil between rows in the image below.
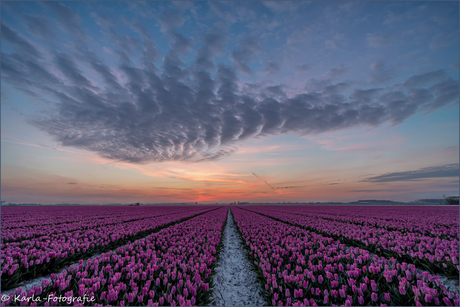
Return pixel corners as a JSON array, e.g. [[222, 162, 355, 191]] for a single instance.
[[210, 208, 267, 306]]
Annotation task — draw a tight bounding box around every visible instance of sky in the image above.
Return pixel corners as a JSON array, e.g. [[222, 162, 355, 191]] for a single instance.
[[1, 1, 459, 204]]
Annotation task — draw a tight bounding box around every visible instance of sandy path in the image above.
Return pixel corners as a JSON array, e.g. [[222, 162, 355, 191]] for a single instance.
[[211, 209, 267, 306]]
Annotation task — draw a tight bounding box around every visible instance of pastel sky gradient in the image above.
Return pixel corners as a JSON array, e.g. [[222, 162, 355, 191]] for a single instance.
[[1, 1, 459, 204]]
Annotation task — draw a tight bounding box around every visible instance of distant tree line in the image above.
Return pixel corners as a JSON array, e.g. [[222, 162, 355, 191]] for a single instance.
[[444, 196, 459, 205]]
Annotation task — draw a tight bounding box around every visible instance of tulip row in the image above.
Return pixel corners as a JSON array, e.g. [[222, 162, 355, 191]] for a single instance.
[[246, 206, 459, 278], [1, 207, 209, 242], [1, 207, 219, 290], [232, 207, 459, 306], [1, 207, 228, 306], [1, 206, 143, 230], [258, 206, 458, 239]]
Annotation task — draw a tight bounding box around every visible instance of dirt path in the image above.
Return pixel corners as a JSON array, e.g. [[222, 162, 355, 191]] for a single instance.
[[211, 209, 267, 306]]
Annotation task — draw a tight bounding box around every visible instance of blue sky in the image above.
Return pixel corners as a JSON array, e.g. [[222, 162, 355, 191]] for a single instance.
[[1, 1, 458, 204]]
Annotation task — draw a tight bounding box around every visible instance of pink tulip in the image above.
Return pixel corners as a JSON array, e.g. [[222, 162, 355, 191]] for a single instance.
[[384, 293, 390, 301], [371, 292, 378, 302], [443, 297, 453, 306], [399, 286, 406, 295], [405, 270, 412, 281]]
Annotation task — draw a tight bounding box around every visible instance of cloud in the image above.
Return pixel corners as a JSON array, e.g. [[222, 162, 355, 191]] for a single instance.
[[262, 60, 280, 75], [1, 23, 41, 58], [25, 15, 56, 41], [326, 64, 348, 78], [287, 25, 310, 49], [42, 2, 86, 39], [195, 148, 238, 162], [366, 33, 395, 48], [348, 189, 406, 193], [91, 12, 143, 58], [195, 22, 228, 70], [158, 11, 185, 33], [296, 64, 310, 73], [368, 60, 394, 84], [54, 53, 94, 88], [364, 163, 459, 183], [402, 69, 446, 87], [262, 1, 309, 14], [231, 35, 261, 75], [2, 19, 458, 165], [325, 40, 338, 50], [383, 11, 403, 25], [170, 32, 193, 56], [430, 31, 458, 49]]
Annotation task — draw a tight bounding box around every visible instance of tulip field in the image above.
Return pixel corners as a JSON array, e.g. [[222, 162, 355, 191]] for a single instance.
[[244, 206, 459, 277], [1, 206, 220, 290], [1, 205, 459, 306]]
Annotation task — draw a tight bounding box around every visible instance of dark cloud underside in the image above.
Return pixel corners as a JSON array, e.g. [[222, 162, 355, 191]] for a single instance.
[[364, 163, 459, 183]]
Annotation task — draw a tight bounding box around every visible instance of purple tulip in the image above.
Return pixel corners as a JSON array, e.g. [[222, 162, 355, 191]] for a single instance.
[[384, 293, 390, 301], [358, 296, 364, 305], [443, 297, 453, 306], [371, 292, 378, 302], [371, 281, 377, 292], [405, 270, 412, 281], [397, 286, 406, 296]]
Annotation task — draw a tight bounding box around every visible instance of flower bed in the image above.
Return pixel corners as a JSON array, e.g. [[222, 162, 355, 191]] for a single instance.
[[232, 207, 459, 306], [1, 207, 227, 306], [1, 207, 218, 290], [247, 206, 459, 278]]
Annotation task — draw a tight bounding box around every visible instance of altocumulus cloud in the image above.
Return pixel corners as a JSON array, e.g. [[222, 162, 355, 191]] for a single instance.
[[1, 5, 459, 164], [364, 163, 459, 183]]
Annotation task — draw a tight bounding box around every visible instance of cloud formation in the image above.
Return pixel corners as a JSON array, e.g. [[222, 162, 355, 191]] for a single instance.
[[1, 4, 458, 165], [364, 163, 459, 183], [4, 39, 458, 163]]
